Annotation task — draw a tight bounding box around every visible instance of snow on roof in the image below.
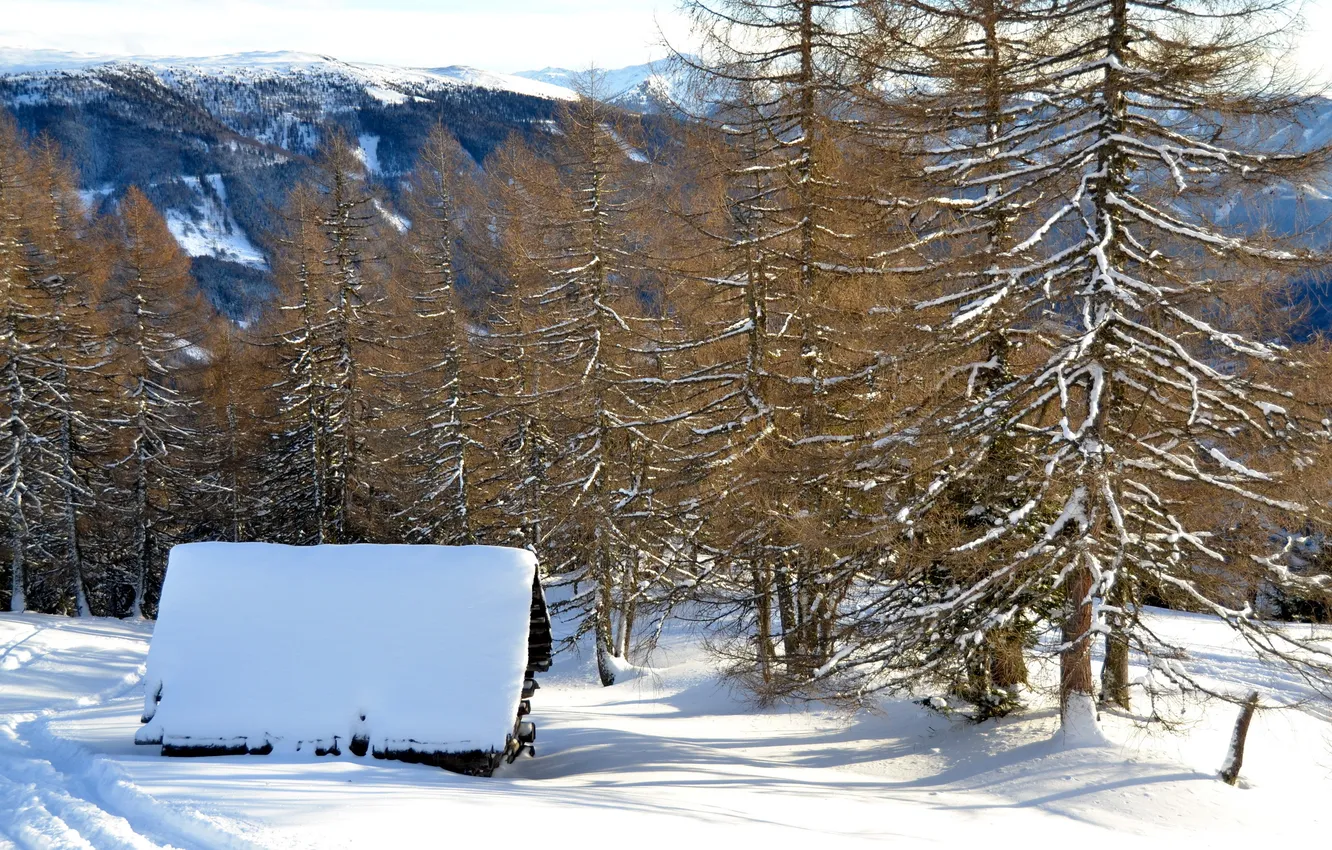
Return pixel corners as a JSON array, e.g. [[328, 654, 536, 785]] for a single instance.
[[138, 542, 537, 758]]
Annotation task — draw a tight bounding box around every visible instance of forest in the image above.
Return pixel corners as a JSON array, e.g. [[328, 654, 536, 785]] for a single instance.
[[3, 0, 1332, 741]]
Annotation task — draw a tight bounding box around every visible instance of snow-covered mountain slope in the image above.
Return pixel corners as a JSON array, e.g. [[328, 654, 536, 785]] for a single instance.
[[3, 47, 1328, 319], [0, 49, 578, 161], [0, 606, 1328, 848], [0, 48, 578, 102], [423, 65, 576, 102], [516, 57, 688, 112]]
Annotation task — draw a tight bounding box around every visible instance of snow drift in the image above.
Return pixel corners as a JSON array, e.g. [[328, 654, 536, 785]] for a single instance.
[[136, 543, 538, 767]]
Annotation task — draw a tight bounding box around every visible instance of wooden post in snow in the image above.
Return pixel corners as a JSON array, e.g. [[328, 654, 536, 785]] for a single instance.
[[1220, 691, 1260, 786]]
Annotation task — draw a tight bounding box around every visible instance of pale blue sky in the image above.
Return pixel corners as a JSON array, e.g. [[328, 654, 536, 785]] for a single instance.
[[1, 0, 1328, 80], [0, 0, 693, 72]]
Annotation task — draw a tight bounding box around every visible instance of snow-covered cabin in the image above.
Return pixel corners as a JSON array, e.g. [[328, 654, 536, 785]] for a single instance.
[[135, 543, 553, 775]]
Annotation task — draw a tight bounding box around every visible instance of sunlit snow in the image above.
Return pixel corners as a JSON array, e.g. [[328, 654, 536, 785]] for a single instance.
[[163, 175, 267, 269], [0, 605, 1328, 847], [355, 133, 381, 175]]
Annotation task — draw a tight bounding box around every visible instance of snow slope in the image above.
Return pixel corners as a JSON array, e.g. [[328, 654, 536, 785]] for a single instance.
[[163, 176, 267, 270], [0, 608, 1327, 849]]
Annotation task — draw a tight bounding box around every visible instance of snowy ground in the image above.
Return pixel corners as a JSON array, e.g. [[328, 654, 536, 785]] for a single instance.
[[0, 609, 1327, 849]]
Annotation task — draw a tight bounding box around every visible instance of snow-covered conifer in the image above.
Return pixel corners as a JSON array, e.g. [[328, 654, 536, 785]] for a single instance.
[[669, 0, 914, 690], [394, 125, 481, 545], [829, 0, 1332, 734], [21, 135, 109, 615], [104, 187, 208, 618], [263, 134, 390, 544], [200, 320, 263, 543], [261, 184, 330, 544], [0, 116, 38, 612], [483, 78, 678, 684]]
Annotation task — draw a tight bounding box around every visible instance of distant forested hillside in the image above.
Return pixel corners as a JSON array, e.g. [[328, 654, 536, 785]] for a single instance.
[[0, 56, 571, 317]]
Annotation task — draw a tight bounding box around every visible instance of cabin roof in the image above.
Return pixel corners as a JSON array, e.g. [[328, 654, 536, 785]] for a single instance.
[[138, 542, 544, 757]]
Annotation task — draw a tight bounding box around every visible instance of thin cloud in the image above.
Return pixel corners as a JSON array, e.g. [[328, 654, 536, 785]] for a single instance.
[[0, 0, 694, 72]]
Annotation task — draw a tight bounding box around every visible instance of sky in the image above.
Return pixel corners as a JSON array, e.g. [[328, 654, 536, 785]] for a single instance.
[[0, 0, 1329, 79], [1296, 0, 1332, 87], [0, 0, 694, 73]]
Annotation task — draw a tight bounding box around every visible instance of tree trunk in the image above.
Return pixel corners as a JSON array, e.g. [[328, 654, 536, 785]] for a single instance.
[[1100, 597, 1131, 709], [991, 627, 1028, 689], [752, 559, 774, 683], [58, 405, 90, 617], [961, 627, 1026, 718], [594, 604, 617, 687], [1220, 691, 1260, 786], [8, 510, 25, 613], [594, 544, 617, 687], [128, 446, 148, 620], [774, 559, 800, 667], [618, 550, 637, 661], [5, 357, 26, 613], [1060, 555, 1098, 739]]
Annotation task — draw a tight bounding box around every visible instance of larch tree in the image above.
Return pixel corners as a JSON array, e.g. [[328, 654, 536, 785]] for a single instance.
[[201, 320, 263, 543], [672, 0, 913, 690], [264, 134, 388, 544], [105, 186, 207, 619], [650, 119, 790, 686], [0, 122, 105, 614], [21, 135, 108, 615], [0, 116, 37, 612], [822, 0, 1332, 737], [313, 132, 382, 543], [488, 78, 674, 684], [465, 137, 561, 553], [843, 0, 1065, 716], [262, 183, 331, 545], [395, 125, 481, 545], [545, 80, 657, 684]]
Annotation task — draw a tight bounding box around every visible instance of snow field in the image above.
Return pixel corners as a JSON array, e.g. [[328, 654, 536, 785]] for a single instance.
[[353, 135, 380, 175], [0, 616, 269, 849], [0, 608, 1328, 848]]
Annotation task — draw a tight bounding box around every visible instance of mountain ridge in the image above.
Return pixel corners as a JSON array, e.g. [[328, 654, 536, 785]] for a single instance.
[[0, 47, 580, 102], [515, 57, 687, 112]]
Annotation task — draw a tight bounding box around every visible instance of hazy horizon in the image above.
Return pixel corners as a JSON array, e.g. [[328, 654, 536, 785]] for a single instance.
[[0, 0, 692, 74], [2, 0, 1329, 84]]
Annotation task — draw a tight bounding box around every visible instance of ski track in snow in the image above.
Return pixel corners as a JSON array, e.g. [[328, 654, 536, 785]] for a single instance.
[[0, 619, 272, 850], [0, 624, 46, 671]]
